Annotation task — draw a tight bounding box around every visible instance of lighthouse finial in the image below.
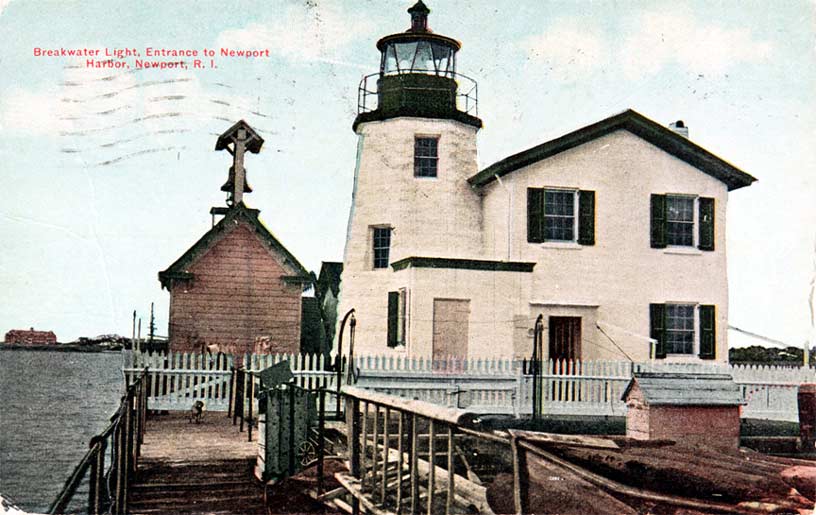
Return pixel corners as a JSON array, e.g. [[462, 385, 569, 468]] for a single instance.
[[407, 1, 430, 32]]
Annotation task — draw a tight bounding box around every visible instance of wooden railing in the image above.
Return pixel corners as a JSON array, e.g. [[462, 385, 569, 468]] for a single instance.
[[48, 369, 148, 515], [336, 386, 496, 515]]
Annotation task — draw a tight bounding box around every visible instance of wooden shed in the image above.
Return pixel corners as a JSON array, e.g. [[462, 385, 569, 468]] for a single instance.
[[159, 121, 312, 355], [622, 372, 745, 449]]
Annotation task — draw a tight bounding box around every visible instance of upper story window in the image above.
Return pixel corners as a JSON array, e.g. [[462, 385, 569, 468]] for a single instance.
[[544, 189, 576, 241], [527, 188, 595, 245], [372, 227, 392, 269], [666, 195, 694, 246], [414, 137, 439, 177], [651, 194, 715, 250]]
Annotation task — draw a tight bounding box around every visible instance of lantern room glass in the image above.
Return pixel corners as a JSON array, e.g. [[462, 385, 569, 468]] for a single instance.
[[381, 40, 456, 77]]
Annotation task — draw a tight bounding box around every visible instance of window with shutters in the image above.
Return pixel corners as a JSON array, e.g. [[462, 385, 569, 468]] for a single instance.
[[665, 303, 695, 354], [414, 136, 439, 177], [651, 194, 715, 251], [372, 227, 392, 269], [666, 196, 694, 246], [528, 188, 595, 245], [650, 303, 716, 359]]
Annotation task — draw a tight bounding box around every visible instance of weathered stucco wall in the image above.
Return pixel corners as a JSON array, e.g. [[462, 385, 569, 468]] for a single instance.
[[481, 130, 730, 362]]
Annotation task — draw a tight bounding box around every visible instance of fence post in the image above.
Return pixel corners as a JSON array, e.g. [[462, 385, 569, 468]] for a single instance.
[[347, 395, 361, 515]]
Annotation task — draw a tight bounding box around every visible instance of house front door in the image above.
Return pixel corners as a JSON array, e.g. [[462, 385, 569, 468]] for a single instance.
[[432, 299, 470, 368], [548, 316, 581, 362]]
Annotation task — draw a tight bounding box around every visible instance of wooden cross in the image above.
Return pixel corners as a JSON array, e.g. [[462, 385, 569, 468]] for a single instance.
[[215, 120, 264, 206]]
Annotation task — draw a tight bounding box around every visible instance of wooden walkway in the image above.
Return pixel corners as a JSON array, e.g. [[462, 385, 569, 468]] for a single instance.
[[128, 412, 265, 515]]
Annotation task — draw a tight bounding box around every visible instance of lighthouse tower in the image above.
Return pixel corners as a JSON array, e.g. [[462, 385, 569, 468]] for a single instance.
[[337, 1, 484, 356]]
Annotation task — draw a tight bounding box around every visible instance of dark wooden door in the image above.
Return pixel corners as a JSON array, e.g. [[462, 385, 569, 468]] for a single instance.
[[548, 316, 581, 362]]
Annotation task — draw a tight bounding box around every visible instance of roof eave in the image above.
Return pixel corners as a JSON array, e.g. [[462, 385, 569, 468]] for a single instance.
[[469, 109, 757, 191]]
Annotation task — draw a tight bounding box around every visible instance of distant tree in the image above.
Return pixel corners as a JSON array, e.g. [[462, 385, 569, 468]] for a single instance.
[[729, 344, 814, 366]]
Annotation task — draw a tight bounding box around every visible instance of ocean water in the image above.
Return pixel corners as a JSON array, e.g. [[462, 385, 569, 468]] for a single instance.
[[0, 350, 124, 513]]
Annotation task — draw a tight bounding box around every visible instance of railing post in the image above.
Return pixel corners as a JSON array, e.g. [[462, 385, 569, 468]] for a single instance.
[[381, 406, 390, 506], [446, 425, 455, 515], [409, 413, 419, 515], [396, 411, 405, 514], [347, 395, 361, 515], [426, 420, 435, 515], [87, 439, 104, 515], [247, 373, 254, 442], [317, 387, 326, 496]]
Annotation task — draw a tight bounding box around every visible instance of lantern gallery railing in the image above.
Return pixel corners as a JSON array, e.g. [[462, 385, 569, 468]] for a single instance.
[[357, 71, 478, 117]]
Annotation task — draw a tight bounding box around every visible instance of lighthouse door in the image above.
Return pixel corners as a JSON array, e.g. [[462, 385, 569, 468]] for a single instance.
[[432, 299, 470, 368], [548, 316, 582, 362]]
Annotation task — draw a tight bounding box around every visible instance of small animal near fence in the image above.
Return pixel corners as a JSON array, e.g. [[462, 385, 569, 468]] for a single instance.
[[49, 369, 148, 515], [122, 351, 814, 422]]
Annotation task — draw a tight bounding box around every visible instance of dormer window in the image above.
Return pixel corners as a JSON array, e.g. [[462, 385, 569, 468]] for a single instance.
[[414, 136, 438, 177]]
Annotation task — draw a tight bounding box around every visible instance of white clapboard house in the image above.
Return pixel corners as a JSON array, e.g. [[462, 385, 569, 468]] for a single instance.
[[336, 1, 756, 363]]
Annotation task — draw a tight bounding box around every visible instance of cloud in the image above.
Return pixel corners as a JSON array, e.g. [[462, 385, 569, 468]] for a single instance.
[[522, 9, 772, 83], [521, 21, 606, 83], [619, 8, 773, 79], [0, 0, 12, 17], [215, 2, 373, 63]]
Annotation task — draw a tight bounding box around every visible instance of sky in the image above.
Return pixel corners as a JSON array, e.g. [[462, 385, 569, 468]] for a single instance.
[[0, 0, 814, 351]]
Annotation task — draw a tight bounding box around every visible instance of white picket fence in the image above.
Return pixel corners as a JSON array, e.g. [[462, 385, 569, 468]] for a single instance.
[[122, 351, 815, 421]]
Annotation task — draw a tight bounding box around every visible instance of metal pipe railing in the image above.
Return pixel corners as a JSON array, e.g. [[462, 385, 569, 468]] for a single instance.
[[48, 368, 149, 515]]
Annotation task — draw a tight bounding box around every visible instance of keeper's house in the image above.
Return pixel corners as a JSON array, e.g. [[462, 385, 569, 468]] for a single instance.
[[336, 2, 756, 363]]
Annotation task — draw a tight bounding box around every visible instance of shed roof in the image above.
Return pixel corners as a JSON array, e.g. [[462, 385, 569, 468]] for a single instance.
[[158, 202, 310, 290], [621, 372, 745, 406], [468, 109, 757, 191]]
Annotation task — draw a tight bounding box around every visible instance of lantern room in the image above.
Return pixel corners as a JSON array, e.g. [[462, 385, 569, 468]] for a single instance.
[[354, 1, 481, 131]]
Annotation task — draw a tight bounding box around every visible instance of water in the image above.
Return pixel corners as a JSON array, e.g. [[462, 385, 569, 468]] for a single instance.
[[0, 350, 124, 513]]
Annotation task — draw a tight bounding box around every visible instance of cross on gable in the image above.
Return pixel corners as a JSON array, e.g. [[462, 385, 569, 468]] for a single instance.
[[215, 120, 265, 206]]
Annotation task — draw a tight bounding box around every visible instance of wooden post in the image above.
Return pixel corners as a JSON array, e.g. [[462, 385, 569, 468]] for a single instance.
[[288, 385, 296, 475], [317, 387, 326, 495], [347, 396, 361, 515], [510, 434, 526, 515], [397, 411, 405, 514], [372, 405, 380, 497], [88, 439, 105, 515], [361, 401, 369, 492], [381, 406, 390, 506], [410, 413, 419, 515], [426, 420, 435, 515], [446, 425, 454, 515], [247, 374, 254, 442]]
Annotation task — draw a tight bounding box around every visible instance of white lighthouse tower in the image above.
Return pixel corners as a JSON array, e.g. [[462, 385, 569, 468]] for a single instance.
[[337, 1, 484, 356]]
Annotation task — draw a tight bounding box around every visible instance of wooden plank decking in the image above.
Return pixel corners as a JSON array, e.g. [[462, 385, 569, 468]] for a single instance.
[[128, 412, 265, 515]]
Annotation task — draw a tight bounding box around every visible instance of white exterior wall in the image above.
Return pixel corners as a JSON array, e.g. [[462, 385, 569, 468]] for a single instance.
[[481, 130, 730, 362], [337, 117, 484, 356]]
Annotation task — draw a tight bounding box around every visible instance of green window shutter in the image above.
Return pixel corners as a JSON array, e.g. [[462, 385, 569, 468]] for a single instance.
[[650, 303, 666, 359], [698, 197, 715, 251], [650, 194, 667, 249], [699, 305, 716, 359], [527, 188, 544, 243], [578, 190, 595, 246], [387, 291, 399, 348]]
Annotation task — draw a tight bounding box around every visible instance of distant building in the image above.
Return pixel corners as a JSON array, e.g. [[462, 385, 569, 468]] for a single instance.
[[4, 327, 57, 345], [159, 121, 312, 355]]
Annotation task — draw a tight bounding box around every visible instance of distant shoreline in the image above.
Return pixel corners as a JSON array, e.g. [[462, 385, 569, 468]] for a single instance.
[[0, 343, 122, 353]]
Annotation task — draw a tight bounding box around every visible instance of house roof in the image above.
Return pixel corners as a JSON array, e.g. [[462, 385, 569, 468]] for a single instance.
[[621, 372, 745, 406], [158, 202, 310, 290], [317, 261, 343, 298], [468, 109, 757, 191]]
